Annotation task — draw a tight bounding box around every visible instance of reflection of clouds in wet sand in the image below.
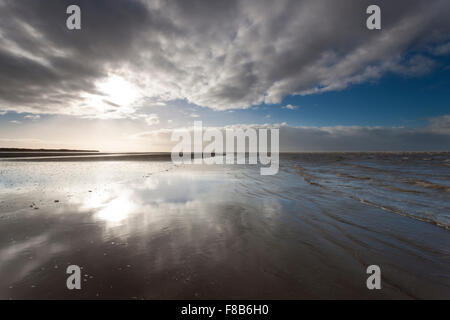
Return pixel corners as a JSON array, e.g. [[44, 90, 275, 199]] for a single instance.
[[0, 157, 449, 299], [0, 166, 290, 299], [65, 170, 233, 227], [95, 196, 137, 224], [0, 230, 68, 297]]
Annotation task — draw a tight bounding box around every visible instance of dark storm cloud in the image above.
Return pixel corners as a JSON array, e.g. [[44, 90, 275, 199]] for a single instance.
[[0, 0, 167, 115], [0, 0, 449, 114]]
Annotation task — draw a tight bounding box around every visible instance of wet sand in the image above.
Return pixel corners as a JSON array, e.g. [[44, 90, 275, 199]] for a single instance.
[[0, 153, 449, 299]]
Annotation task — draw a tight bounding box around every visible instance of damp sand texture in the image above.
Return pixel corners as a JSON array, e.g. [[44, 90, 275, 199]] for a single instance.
[[0, 152, 449, 299]]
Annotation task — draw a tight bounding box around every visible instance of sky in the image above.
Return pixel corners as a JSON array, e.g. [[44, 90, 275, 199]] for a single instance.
[[0, 0, 449, 152]]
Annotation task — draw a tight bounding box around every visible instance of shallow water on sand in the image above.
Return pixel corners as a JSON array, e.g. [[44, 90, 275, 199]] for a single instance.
[[0, 153, 449, 299]]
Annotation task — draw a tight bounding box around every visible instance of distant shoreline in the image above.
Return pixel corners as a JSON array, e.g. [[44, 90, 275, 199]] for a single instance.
[[0, 151, 448, 162], [0, 148, 99, 152]]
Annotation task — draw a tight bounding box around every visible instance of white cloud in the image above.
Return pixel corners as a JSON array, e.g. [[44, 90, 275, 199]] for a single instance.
[[282, 104, 298, 110], [427, 114, 450, 134], [145, 114, 160, 126], [9, 120, 21, 124], [129, 114, 450, 152], [24, 114, 41, 120]]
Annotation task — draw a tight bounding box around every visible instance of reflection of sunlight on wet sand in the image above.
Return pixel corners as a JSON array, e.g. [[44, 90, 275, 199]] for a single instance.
[[1, 157, 450, 299], [75, 171, 228, 228], [70, 183, 141, 226], [95, 196, 136, 224], [73, 171, 239, 244], [76, 176, 165, 225]]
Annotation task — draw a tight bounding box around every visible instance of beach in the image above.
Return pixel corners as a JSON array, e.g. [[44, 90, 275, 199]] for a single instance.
[[0, 152, 449, 299]]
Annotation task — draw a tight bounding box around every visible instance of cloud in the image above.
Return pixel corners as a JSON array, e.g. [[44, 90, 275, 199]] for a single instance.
[[279, 125, 450, 151], [24, 114, 40, 120], [145, 114, 160, 126], [389, 55, 436, 77], [9, 120, 21, 124], [0, 0, 449, 117], [431, 42, 450, 56], [427, 114, 450, 134], [282, 104, 298, 110], [130, 114, 450, 151]]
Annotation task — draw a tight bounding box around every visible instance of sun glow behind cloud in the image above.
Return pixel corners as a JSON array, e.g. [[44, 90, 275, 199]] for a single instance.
[[97, 75, 140, 107], [80, 75, 142, 118]]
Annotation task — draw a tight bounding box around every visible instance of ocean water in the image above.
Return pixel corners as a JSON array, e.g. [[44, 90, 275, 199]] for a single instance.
[[0, 152, 449, 299]]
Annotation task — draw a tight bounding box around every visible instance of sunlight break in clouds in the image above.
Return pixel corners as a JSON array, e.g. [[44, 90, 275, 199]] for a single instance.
[[0, 0, 449, 151], [0, 0, 449, 118]]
